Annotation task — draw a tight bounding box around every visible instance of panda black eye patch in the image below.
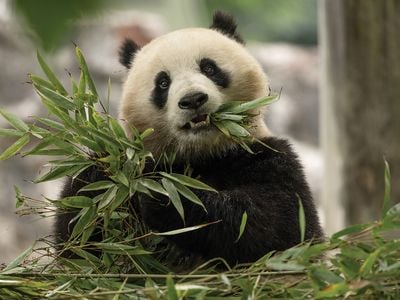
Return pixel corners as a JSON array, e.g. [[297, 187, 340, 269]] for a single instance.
[[199, 58, 230, 88], [151, 71, 170, 109]]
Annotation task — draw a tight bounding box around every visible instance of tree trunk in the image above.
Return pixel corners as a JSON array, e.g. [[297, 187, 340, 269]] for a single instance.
[[319, 0, 400, 232]]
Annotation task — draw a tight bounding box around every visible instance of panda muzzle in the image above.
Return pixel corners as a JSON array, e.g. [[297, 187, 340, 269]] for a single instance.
[[181, 114, 210, 130], [191, 114, 208, 124]]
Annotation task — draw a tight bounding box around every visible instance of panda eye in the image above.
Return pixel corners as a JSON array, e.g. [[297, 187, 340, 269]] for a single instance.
[[201, 63, 216, 75], [199, 58, 230, 88], [158, 78, 170, 89]]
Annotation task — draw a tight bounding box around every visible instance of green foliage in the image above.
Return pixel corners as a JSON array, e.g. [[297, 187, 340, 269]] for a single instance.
[[235, 211, 248, 243], [1, 48, 230, 274], [204, 0, 317, 44], [12, 0, 108, 51], [1, 49, 400, 299], [298, 195, 306, 243], [211, 95, 278, 152], [382, 159, 392, 218]]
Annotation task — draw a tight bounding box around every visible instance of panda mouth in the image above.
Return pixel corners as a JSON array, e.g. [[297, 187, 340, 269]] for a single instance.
[[182, 114, 210, 130]]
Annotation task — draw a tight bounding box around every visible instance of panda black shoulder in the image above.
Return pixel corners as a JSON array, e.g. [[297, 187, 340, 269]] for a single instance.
[[192, 137, 304, 178], [245, 137, 311, 189]]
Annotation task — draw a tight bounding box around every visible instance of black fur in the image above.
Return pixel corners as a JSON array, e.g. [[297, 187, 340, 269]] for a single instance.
[[54, 165, 108, 257], [210, 11, 244, 44], [199, 58, 231, 88], [151, 71, 171, 109], [119, 38, 141, 69], [55, 137, 324, 266]]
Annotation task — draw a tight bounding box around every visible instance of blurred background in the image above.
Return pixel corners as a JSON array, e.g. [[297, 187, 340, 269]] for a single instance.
[[1, 0, 399, 262]]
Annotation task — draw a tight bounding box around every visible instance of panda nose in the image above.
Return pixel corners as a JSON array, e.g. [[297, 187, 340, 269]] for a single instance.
[[178, 92, 208, 110]]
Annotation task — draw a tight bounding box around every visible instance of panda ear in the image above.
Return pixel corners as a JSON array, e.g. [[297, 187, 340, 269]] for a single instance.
[[119, 38, 141, 69], [210, 11, 244, 44]]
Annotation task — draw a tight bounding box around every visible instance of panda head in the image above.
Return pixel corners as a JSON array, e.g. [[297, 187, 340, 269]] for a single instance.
[[119, 11, 270, 159]]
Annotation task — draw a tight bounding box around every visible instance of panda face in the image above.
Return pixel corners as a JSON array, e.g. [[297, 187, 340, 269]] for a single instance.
[[120, 26, 269, 158]]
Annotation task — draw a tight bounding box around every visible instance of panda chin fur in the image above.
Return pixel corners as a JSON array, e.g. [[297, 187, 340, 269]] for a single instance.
[[142, 114, 269, 163], [54, 11, 324, 269], [143, 123, 238, 163]]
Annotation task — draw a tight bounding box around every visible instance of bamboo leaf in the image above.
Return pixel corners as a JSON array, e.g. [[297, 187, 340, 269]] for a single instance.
[[34, 84, 76, 111], [109, 185, 129, 212], [213, 113, 245, 122], [35, 164, 91, 183], [385, 202, 400, 219], [94, 243, 152, 255], [139, 178, 169, 196], [86, 127, 121, 150], [72, 77, 79, 96], [173, 181, 206, 211], [160, 172, 217, 192], [382, 159, 391, 218], [166, 276, 179, 300], [27, 125, 50, 138], [219, 120, 250, 137], [61, 196, 93, 208], [133, 181, 152, 198], [162, 178, 184, 222], [331, 223, 370, 242], [140, 128, 154, 139], [37, 50, 68, 95], [28, 149, 75, 156], [41, 98, 77, 130], [14, 185, 24, 208], [238, 140, 255, 154], [109, 118, 126, 139], [111, 172, 129, 187], [1, 243, 35, 273], [310, 266, 344, 284], [297, 195, 306, 243], [47, 159, 91, 167], [0, 134, 30, 161], [153, 221, 220, 236], [22, 136, 74, 156], [0, 128, 24, 137], [70, 248, 101, 264], [267, 261, 305, 272], [315, 282, 348, 299], [29, 75, 55, 91], [35, 117, 65, 131], [79, 181, 115, 192], [76, 47, 98, 98], [70, 206, 96, 239], [0, 108, 29, 132], [75, 136, 104, 152], [215, 101, 240, 113], [235, 211, 248, 243], [126, 148, 135, 160], [98, 185, 119, 211], [217, 95, 278, 114], [80, 224, 96, 246], [78, 70, 86, 95], [360, 249, 381, 275], [213, 119, 231, 137]]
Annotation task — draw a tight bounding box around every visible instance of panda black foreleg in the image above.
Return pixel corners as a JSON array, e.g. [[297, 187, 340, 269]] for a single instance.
[[54, 165, 107, 255], [138, 184, 315, 266]]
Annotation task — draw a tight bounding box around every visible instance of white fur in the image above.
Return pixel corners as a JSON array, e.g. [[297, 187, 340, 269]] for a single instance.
[[119, 28, 270, 159]]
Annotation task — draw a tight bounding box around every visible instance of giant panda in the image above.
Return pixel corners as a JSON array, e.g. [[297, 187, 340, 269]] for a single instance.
[[56, 11, 323, 267]]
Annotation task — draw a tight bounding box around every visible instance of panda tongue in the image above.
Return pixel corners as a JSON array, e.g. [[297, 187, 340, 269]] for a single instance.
[[191, 114, 207, 124]]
